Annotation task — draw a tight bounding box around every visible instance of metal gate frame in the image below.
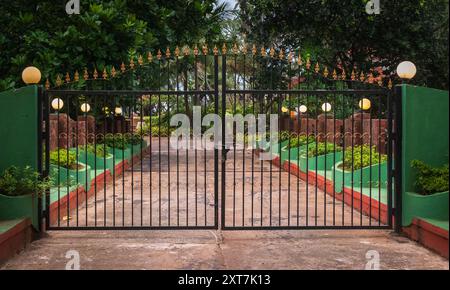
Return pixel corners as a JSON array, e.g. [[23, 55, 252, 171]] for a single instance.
[[219, 54, 398, 231], [39, 51, 401, 231]]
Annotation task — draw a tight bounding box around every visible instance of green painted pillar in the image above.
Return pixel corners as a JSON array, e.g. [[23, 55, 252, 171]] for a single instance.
[[0, 85, 41, 230]]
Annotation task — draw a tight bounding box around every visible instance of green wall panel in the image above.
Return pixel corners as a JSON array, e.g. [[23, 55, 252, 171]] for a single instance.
[[0, 86, 39, 173], [401, 85, 449, 226]]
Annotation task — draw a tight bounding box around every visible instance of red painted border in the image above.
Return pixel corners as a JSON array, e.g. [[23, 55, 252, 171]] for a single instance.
[[48, 148, 148, 225], [403, 218, 449, 259], [0, 219, 33, 265]]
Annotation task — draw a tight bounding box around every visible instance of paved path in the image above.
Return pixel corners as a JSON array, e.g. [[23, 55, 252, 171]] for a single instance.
[[50, 138, 373, 228], [1, 230, 448, 270], [2, 138, 448, 269]]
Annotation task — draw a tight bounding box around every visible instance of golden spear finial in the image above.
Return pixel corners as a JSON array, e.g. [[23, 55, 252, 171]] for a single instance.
[[138, 55, 144, 66], [323, 67, 329, 78], [56, 75, 62, 87], [269, 47, 275, 58], [222, 43, 227, 55], [351, 69, 356, 81], [175, 46, 180, 57], [388, 79, 393, 89], [242, 43, 248, 54], [93, 68, 98, 80], [202, 44, 208, 56], [45, 78, 50, 90], [252, 44, 257, 56], [83, 68, 89, 80], [297, 53, 303, 66], [306, 57, 311, 70], [74, 70, 79, 82], [332, 69, 338, 80], [213, 45, 219, 56], [279, 48, 285, 60], [166, 47, 171, 58], [359, 72, 365, 82], [148, 52, 153, 62], [288, 51, 293, 63], [65, 72, 71, 83], [193, 45, 199, 56], [233, 43, 239, 55], [129, 58, 135, 69], [120, 62, 126, 73], [102, 68, 108, 80], [157, 49, 162, 60], [183, 46, 190, 56], [341, 69, 346, 80], [260, 46, 266, 57], [314, 62, 320, 73], [111, 66, 117, 78]]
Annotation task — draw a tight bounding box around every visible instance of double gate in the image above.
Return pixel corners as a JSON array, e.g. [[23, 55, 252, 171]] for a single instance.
[[41, 48, 399, 231]]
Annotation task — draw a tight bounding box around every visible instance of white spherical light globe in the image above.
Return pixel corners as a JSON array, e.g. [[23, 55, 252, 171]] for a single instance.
[[396, 61, 417, 80], [299, 105, 308, 113], [359, 98, 372, 111], [115, 107, 123, 115], [321, 102, 332, 113], [22, 66, 42, 84], [51, 98, 64, 111], [81, 103, 91, 113]]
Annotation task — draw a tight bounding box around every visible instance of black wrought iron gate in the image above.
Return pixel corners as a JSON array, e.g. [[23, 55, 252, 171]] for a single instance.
[[41, 46, 398, 231]]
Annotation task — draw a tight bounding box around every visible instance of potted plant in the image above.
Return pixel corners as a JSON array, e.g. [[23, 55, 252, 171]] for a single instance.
[[297, 142, 343, 172], [332, 145, 387, 194], [126, 134, 148, 156], [50, 149, 91, 192], [268, 130, 291, 156], [280, 135, 316, 163], [403, 160, 449, 226], [102, 134, 132, 161], [0, 166, 52, 230], [77, 144, 114, 174]]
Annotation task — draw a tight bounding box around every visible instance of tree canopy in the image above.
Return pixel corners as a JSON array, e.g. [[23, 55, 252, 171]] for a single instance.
[[238, 0, 449, 90], [0, 0, 230, 90]]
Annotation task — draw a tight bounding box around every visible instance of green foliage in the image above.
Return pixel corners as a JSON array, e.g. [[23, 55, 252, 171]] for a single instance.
[[287, 135, 315, 149], [239, 0, 449, 90], [99, 133, 143, 149], [279, 131, 291, 142], [79, 144, 111, 158], [125, 134, 144, 145], [411, 160, 449, 195], [341, 145, 387, 171], [50, 149, 78, 169], [136, 123, 172, 137], [0, 166, 52, 197], [0, 0, 229, 91], [100, 134, 128, 150], [307, 142, 342, 158]]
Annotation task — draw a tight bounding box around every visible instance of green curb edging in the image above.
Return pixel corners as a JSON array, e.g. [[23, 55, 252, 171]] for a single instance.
[[332, 161, 387, 194], [0, 194, 39, 230], [403, 191, 449, 228]]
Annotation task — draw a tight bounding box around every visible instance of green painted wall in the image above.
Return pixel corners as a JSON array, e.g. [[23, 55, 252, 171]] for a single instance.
[[401, 85, 449, 226], [0, 86, 39, 173]]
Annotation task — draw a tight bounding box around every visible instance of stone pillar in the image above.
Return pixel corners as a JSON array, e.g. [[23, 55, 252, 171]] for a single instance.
[[49, 113, 73, 149], [362, 118, 388, 154], [78, 115, 95, 143], [292, 116, 317, 137], [343, 112, 371, 148]]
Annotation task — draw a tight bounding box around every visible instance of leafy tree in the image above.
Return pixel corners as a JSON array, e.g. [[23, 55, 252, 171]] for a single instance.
[[238, 0, 449, 89], [0, 0, 230, 90]]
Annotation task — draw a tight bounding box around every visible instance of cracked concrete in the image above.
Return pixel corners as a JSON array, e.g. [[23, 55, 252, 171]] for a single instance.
[[1, 230, 448, 270]]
